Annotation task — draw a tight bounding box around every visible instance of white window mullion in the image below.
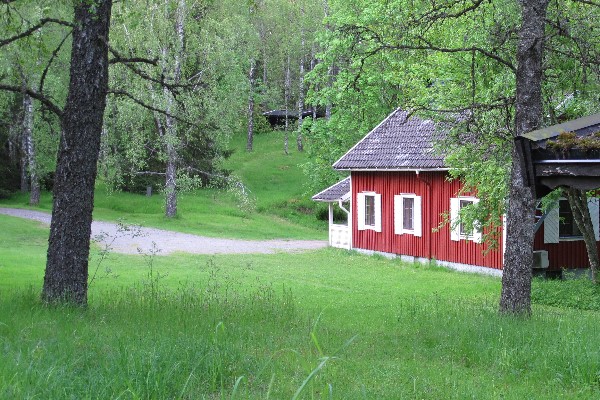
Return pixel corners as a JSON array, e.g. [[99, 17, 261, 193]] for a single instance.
[[450, 197, 460, 241], [394, 195, 403, 235], [357, 193, 366, 231], [414, 196, 422, 237], [472, 198, 482, 243], [374, 193, 382, 232]]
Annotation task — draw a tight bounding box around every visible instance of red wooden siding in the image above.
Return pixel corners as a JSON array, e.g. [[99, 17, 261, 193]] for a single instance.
[[352, 171, 504, 270], [534, 226, 597, 270]]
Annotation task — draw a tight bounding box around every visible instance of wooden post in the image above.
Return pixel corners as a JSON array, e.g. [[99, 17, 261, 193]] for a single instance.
[[328, 202, 333, 246]]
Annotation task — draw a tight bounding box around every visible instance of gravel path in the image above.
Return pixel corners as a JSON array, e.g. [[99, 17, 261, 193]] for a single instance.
[[0, 207, 327, 255]]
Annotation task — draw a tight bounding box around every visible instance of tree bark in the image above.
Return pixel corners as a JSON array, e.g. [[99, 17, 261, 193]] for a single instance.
[[22, 92, 40, 205], [284, 54, 290, 155], [566, 188, 599, 283], [297, 6, 306, 152], [499, 0, 549, 315], [247, 58, 256, 152], [162, 0, 186, 218], [323, 0, 333, 121], [43, 0, 112, 305]]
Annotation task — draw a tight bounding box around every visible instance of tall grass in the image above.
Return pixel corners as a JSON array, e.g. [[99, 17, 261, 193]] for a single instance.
[[1, 283, 598, 399], [0, 217, 599, 398]]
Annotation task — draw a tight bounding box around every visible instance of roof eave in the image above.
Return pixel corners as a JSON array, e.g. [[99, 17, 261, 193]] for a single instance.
[[333, 167, 449, 172], [522, 113, 600, 141]]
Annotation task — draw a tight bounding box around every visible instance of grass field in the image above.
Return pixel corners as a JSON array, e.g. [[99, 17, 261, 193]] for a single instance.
[[1, 132, 599, 398], [1, 214, 599, 399]]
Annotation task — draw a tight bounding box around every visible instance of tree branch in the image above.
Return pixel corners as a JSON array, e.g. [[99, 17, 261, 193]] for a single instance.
[[0, 18, 73, 48], [108, 89, 193, 126], [107, 45, 158, 66], [0, 83, 62, 116], [39, 31, 71, 94], [573, 0, 600, 7]]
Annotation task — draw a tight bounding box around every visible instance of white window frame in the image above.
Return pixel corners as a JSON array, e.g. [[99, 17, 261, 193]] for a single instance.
[[450, 196, 482, 243], [544, 197, 600, 244], [394, 194, 422, 237], [357, 192, 382, 232]]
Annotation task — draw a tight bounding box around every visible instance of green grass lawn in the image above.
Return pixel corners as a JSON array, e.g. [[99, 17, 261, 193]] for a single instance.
[[0, 131, 328, 240], [1, 215, 599, 399]]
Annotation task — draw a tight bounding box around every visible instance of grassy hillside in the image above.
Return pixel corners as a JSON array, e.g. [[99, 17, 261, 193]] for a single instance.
[[1, 215, 599, 399], [0, 131, 328, 240]]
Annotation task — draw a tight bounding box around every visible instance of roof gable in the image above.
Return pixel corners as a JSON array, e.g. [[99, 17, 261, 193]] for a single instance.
[[332, 108, 446, 170]]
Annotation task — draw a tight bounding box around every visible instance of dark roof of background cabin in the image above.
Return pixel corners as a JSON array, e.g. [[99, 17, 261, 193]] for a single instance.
[[333, 108, 446, 170], [311, 177, 350, 202]]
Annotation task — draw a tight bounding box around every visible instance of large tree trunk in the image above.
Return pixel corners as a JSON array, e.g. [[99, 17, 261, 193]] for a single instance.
[[43, 0, 112, 305], [499, 0, 549, 315], [566, 188, 599, 283], [22, 92, 40, 205], [247, 58, 256, 152]]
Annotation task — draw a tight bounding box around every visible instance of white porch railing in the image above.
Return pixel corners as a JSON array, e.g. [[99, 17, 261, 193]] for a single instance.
[[330, 223, 351, 249]]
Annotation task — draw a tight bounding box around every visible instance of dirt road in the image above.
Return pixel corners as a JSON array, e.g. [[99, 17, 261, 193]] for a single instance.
[[0, 208, 328, 255]]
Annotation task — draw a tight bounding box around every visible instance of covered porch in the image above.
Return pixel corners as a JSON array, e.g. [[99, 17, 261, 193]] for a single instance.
[[312, 177, 351, 250]]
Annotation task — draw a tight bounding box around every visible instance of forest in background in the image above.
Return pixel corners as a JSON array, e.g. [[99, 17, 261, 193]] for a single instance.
[[2, 0, 600, 311], [0, 0, 326, 214], [3, 0, 600, 217]]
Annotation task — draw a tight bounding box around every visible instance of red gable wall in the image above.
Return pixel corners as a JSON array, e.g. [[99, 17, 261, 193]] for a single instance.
[[351, 171, 504, 270]]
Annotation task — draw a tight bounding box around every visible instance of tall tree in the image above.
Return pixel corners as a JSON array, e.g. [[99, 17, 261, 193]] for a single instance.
[[499, 0, 550, 315], [307, 0, 600, 314], [43, 0, 113, 304]]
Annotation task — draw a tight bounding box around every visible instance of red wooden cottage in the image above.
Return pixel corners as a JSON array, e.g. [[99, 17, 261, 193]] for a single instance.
[[313, 108, 600, 276]]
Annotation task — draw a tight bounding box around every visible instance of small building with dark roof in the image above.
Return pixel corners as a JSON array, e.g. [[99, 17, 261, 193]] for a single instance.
[[314, 108, 600, 275], [263, 109, 324, 128]]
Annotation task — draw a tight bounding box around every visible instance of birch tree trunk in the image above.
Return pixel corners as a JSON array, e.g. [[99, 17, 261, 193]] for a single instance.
[[162, 0, 186, 218], [247, 58, 256, 152], [566, 188, 599, 283], [284, 54, 290, 155], [499, 0, 549, 315], [297, 8, 305, 152], [43, 0, 112, 305], [22, 92, 40, 205], [323, 0, 333, 121], [310, 44, 317, 119]]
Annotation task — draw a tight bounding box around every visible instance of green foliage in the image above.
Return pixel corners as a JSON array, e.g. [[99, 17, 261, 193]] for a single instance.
[[306, 0, 600, 243], [0, 1, 66, 194], [532, 274, 600, 311], [547, 131, 600, 152]]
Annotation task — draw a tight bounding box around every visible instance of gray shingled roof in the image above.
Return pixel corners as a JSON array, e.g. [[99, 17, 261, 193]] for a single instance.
[[333, 108, 447, 170], [312, 177, 350, 202]]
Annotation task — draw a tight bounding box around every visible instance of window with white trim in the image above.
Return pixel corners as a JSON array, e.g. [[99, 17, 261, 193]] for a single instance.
[[450, 197, 482, 243], [394, 194, 422, 236], [544, 197, 600, 243], [357, 192, 382, 232]]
